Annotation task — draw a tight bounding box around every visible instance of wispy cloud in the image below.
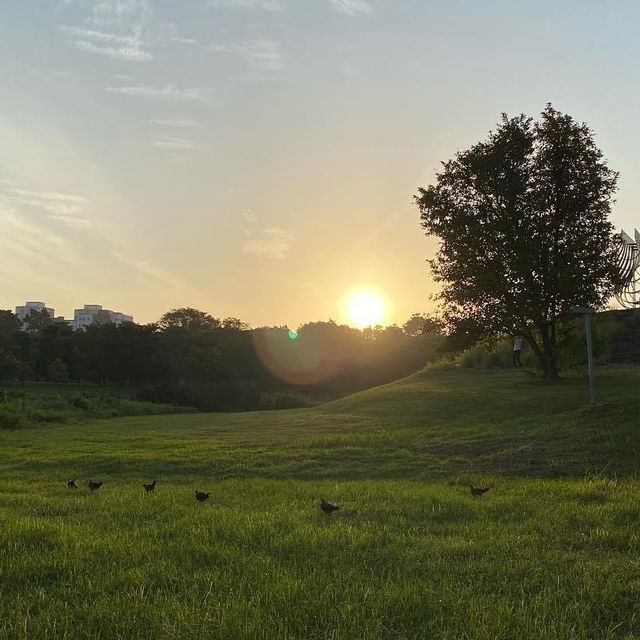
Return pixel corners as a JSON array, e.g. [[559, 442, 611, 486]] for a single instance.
[[328, 0, 373, 16], [87, 0, 152, 30], [238, 39, 284, 71], [149, 118, 198, 128], [106, 84, 210, 102], [111, 251, 202, 297], [210, 0, 282, 11], [74, 39, 152, 61], [242, 227, 293, 259], [60, 21, 152, 61], [0, 204, 66, 246], [153, 137, 196, 151], [242, 208, 257, 223], [208, 38, 284, 71], [60, 26, 143, 47], [0, 197, 83, 274], [1, 187, 92, 227], [170, 36, 198, 45]]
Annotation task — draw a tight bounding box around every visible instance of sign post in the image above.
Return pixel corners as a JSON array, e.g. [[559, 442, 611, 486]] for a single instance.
[[570, 305, 597, 408]]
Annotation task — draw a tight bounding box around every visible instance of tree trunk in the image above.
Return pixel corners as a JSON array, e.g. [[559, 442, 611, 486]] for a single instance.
[[538, 321, 559, 379], [525, 322, 559, 379]]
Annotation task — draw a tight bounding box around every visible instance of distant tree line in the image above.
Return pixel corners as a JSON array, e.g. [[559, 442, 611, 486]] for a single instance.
[[0, 308, 443, 410]]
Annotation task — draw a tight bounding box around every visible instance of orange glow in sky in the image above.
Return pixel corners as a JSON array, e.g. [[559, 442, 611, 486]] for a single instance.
[[1, 2, 637, 328]]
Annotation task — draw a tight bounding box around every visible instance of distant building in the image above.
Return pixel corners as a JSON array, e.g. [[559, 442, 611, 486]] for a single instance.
[[72, 304, 133, 331], [15, 301, 55, 330], [15, 301, 55, 322]]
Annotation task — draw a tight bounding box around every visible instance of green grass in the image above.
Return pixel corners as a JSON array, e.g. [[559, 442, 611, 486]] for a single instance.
[[2, 365, 640, 639]]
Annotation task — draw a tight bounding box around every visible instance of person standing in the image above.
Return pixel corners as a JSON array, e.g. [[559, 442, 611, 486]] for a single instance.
[[513, 336, 522, 367]]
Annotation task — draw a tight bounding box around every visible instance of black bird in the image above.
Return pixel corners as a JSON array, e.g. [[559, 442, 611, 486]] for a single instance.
[[321, 499, 340, 515], [470, 485, 490, 496], [67, 479, 77, 489], [143, 480, 157, 493], [195, 490, 210, 502], [88, 480, 103, 491]]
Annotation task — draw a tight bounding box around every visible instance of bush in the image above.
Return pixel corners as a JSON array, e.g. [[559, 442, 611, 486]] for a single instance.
[[557, 313, 625, 372], [458, 339, 517, 369], [0, 385, 194, 427], [258, 391, 316, 411], [0, 412, 26, 430], [455, 312, 626, 374], [71, 395, 90, 410], [139, 382, 261, 412]]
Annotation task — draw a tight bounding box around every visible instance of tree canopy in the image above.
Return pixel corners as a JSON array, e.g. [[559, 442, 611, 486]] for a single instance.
[[415, 105, 621, 377]]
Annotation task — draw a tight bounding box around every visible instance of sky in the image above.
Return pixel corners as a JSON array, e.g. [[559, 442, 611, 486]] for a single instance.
[[1, 1, 640, 328]]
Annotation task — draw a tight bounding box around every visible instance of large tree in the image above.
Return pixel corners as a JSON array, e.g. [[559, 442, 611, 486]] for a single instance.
[[157, 307, 221, 332], [415, 105, 620, 378]]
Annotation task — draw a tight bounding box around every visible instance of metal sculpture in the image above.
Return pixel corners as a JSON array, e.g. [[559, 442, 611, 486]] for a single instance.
[[615, 229, 640, 308]]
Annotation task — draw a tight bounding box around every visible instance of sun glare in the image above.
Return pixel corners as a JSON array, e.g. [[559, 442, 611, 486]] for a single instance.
[[347, 291, 385, 329]]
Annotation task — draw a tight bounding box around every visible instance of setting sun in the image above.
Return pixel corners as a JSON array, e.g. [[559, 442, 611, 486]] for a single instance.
[[347, 291, 386, 328]]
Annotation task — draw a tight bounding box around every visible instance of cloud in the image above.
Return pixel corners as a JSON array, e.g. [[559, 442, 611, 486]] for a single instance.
[[153, 137, 196, 150], [242, 208, 257, 223], [87, 0, 152, 29], [0, 197, 83, 274], [208, 39, 283, 71], [170, 36, 198, 45], [210, 0, 282, 11], [60, 26, 142, 47], [74, 39, 152, 61], [60, 23, 152, 61], [149, 118, 197, 128], [242, 227, 292, 259], [328, 0, 373, 16], [2, 187, 92, 227], [238, 39, 283, 71], [111, 251, 202, 297], [105, 84, 210, 102]]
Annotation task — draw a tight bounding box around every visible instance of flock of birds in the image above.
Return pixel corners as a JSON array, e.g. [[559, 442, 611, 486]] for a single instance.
[[67, 478, 209, 502], [66, 479, 490, 512]]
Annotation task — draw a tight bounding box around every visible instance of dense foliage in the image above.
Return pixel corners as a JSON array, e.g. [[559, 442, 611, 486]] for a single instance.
[[416, 105, 621, 377], [0, 308, 441, 410]]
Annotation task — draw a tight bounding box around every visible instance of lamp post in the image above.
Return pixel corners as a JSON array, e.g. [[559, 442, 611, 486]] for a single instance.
[[570, 305, 597, 408]]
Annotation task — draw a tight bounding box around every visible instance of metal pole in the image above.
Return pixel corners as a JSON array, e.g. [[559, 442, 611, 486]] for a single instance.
[[584, 313, 596, 407]]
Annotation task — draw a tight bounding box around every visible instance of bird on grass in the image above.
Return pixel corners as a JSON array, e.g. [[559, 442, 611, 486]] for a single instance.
[[88, 481, 103, 491], [195, 490, 210, 502], [470, 485, 490, 497], [320, 499, 340, 515], [67, 479, 77, 489], [143, 480, 157, 493]]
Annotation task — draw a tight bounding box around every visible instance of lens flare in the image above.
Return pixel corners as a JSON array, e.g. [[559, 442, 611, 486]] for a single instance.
[[252, 327, 338, 386]]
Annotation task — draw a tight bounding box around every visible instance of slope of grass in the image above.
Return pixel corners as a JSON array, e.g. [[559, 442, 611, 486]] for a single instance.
[[1, 365, 640, 639]]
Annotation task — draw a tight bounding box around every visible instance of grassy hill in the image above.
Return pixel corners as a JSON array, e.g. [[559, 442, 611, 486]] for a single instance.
[[1, 365, 640, 639]]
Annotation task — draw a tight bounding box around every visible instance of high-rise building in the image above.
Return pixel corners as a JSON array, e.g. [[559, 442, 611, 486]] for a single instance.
[[72, 305, 133, 331], [14, 301, 55, 330]]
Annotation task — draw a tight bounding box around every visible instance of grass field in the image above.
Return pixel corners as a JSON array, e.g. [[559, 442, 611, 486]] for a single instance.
[[2, 365, 640, 639]]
